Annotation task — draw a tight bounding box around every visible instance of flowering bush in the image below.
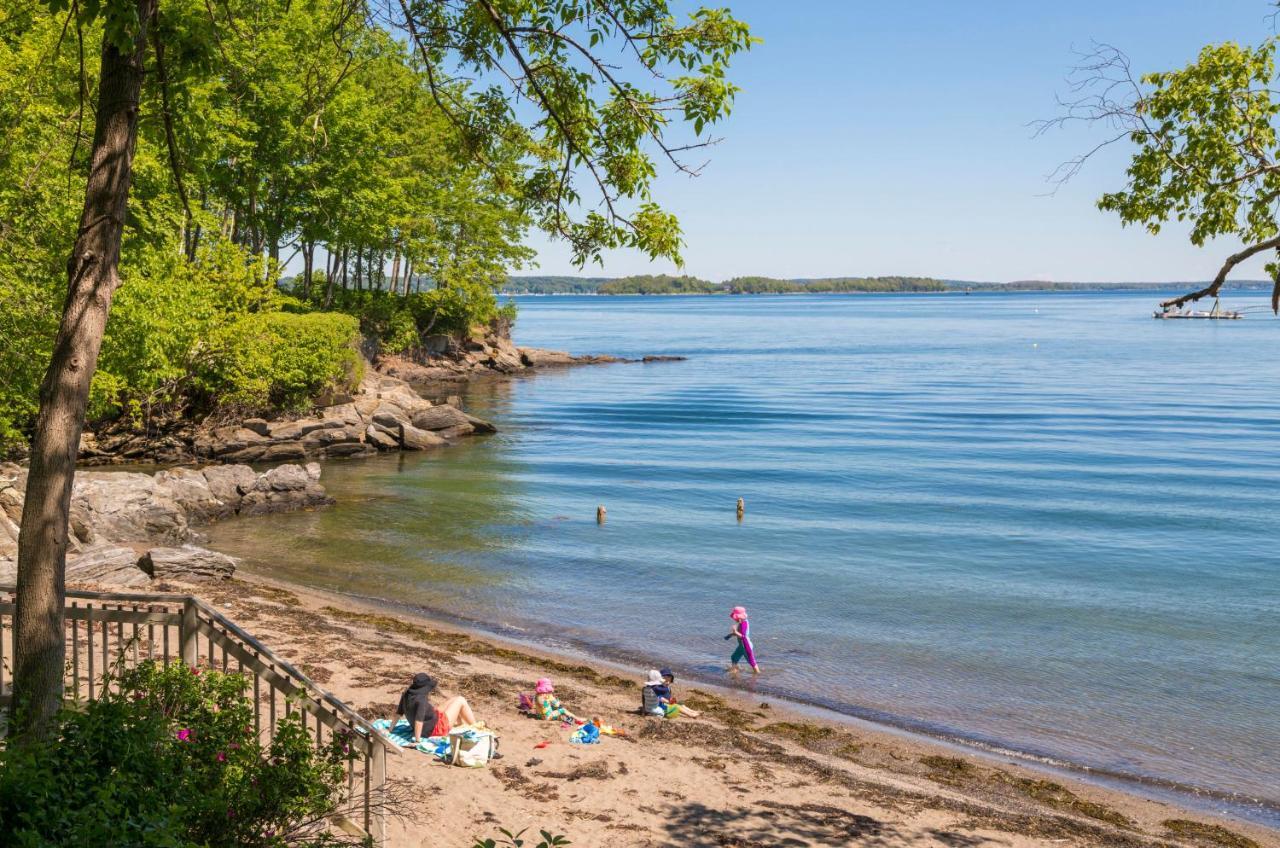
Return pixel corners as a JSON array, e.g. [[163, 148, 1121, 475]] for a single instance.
[[0, 661, 349, 846]]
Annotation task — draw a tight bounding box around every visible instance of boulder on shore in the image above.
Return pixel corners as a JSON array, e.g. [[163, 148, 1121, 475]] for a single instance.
[[410, 404, 472, 432], [4, 462, 330, 552], [140, 545, 237, 581], [67, 544, 150, 587]]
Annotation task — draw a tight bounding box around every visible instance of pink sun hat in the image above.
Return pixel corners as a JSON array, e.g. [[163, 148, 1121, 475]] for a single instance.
[[535, 677, 554, 694], [730, 606, 748, 621]]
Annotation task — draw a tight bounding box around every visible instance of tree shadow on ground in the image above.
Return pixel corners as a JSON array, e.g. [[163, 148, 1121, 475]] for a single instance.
[[656, 798, 1011, 847]]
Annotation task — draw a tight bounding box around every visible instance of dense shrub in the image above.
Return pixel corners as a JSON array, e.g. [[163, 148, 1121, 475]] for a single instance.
[[198, 312, 362, 413], [0, 662, 348, 847], [91, 240, 289, 423], [306, 281, 516, 354]]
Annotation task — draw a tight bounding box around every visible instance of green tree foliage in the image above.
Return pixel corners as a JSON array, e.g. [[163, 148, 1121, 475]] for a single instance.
[[391, 1, 756, 265], [722, 276, 947, 294], [500, 275, 612, 294], [0, 0, 753, 453], [596, 274, 718, 294], [0, 661, 348, 846], [1046, 37, 1280, 310]]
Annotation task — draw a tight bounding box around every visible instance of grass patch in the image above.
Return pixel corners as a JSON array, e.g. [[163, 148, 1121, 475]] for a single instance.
[[1162, 819, 1260, 848]]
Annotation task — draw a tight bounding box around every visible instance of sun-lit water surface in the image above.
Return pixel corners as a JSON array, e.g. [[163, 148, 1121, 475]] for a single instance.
[[206, 292, 1280, 821]]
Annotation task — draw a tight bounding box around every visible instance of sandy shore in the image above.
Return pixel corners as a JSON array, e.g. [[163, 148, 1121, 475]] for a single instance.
[[151, 569, 1277, 848]]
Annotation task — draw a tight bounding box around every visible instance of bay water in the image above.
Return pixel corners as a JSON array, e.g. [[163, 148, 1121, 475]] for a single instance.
[[206, 292, 1280, 822]]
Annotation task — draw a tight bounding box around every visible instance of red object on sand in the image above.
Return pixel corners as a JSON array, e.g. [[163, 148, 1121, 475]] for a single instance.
[[534, 741, 550, 749]]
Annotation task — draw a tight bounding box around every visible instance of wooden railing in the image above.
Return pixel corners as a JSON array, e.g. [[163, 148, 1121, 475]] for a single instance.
[[0, 585, 399, 844]]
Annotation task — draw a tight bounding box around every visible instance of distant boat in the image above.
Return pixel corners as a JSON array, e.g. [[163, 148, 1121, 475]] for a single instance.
[[1154, 299, 1242, 320]]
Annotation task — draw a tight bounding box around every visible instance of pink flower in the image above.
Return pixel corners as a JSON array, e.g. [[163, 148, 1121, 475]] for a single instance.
[[216, 752, 226, 762], [190, 667, 201, 676], [176, 728, 192, 742]]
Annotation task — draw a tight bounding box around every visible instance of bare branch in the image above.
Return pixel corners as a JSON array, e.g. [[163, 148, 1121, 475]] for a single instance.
[[1160, 235, 1280, 308]]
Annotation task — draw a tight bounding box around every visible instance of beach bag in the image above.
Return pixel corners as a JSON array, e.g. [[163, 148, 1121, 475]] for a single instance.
[[448, 728, 499, 767]]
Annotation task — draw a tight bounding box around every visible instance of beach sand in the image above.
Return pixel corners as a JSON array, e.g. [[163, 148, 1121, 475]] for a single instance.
[[173, 572, 1277, 848]]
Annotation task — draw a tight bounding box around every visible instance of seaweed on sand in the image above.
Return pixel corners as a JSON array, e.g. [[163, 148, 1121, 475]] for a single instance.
[[1162, 819, 1261, 848], [991, 774, 1133, 829]]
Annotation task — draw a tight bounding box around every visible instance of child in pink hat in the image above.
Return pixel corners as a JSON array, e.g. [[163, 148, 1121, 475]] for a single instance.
[[534, 677, 582, 723], [726, 606, 759, 673]]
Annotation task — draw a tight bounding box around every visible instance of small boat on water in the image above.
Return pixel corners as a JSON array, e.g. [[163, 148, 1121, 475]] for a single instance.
[[1153, 299, 1242, 320]]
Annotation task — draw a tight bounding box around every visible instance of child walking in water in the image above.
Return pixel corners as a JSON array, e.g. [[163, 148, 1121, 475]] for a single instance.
[[726, 606, 760, 673]]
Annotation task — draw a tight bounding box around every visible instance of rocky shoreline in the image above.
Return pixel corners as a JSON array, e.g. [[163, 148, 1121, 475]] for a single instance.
[[0, 460, 332, 587], [2, 333, 686, 584], [72, 327, 683, 466]]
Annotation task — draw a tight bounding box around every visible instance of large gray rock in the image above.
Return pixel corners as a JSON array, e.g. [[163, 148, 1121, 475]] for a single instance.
[[0, 511, 17, 560], [239, 464, 333, 515], [242, 418, 272, 437], [464, 413, 497, 435], [140, 545, 237, 581], [302, 425, 363, 449], [193, 426, 269, 459], [323, 442, 376, 458], [371, 407, 408, 430], [411, 404, 472, 432], [0, 465, 27, 524], [155, 467, 233, 523], [400, 424, 445, 450], [261, 442, 308, 462], [68, 472, 190, 545], [519, 347, 576, 367], [485, 337, 525, 373], [376, 386, 433, 418], [268, 418, 330, 441], [364, 424, 399, 450], [200, 464, 258, 506], [66, 544, 149, 587], [319, 403, 362, 426], [435, 423, 476, 439]]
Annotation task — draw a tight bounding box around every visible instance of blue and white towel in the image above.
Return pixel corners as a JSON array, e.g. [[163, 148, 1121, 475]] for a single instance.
[[372, 718, 450, 757]]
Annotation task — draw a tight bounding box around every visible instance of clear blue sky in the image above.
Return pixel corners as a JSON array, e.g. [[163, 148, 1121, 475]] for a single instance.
[[525, 0, 1280, 282]]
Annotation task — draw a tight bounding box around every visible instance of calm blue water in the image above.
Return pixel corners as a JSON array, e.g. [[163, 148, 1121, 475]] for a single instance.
[[208, 292, 1280, 820]]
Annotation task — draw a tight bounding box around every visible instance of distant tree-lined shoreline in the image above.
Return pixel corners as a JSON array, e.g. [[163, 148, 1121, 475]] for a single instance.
[[502, 274, 1273, 295]]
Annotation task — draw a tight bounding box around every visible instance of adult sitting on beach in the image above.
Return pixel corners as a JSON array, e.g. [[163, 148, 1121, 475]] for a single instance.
[[534, 678, 582, 724], [390, 673, 479, 742]]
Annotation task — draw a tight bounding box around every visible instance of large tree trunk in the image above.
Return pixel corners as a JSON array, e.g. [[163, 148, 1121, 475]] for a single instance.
[[12, 0, 157, 738], [390, 249, 401, 294]]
